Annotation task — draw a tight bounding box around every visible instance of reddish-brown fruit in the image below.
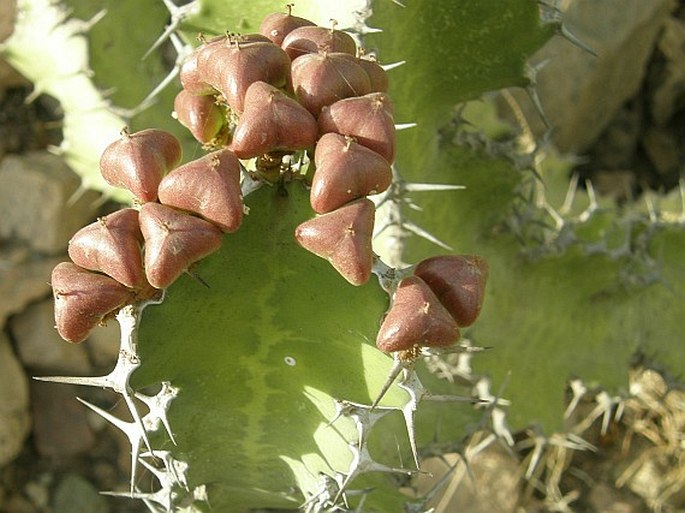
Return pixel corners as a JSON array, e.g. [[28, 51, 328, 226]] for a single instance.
[[139, 203, 223, 289], [230, 81, 318, 159], [52, 262, 133, 344], [376, 276, 460, 353], [311, 133, 392, 213], [202, 41, 291, 113], [318, 93, 395, 163], [357, 57, 389, 93], [259, 11, 315, 46], [157, 149, 243, 233], [179, 35, 227, 96], [294, 198, 375, 286], [413, 255, 489, 327], [173, 90, 227, 145], [68, 209, 145, 289], [100, 128, 182, 203], [291, 52, 371, 116], [282, 25, 357, 60]]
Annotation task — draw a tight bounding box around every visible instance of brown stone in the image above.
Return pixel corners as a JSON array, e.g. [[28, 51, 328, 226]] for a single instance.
[[512, 0, 671, 153], [10, 299, 92, 375], [30, 381, 95, 458], [0, 332, 30, 467], [0, 248, 61, 326], [0, 152, 101, 254]]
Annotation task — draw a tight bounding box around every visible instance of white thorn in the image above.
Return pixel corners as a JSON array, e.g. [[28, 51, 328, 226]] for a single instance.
[[402, 221, 453, 250], [564, 378, 587, 419], [678, 179, 685, 223], [77, 397, 143, 492], [579, 179, 598, 222], [142, 0, 198, 59], [140, 450, 190, 491], [136, 382, 179, 445], [371, 355, 408, 409], [559, 23, 598, 57], [381, 60, 406, 71], [560, 172, 580, 215], [395, 122, 417, 131], [403, 182, 465, 193], [397, 371, 423, 468]]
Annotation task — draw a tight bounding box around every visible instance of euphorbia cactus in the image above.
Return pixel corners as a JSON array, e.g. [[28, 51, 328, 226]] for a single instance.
[[25, 4, 507, 510], [7, 0, 685, 512]]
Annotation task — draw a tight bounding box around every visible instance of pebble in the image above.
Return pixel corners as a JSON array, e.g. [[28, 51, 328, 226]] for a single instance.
[[0, 151, 100, 254], [0, 0, 26, 91], [2, 493, 35, 513], [588, 482, 646, 513], [0, 332, 30, 467], [519, 0, 672, 153], [24, 476, 50, 510], [30, 381, 95, 458], [53, 473, 109, 513], [86, 319, 122, 370], [411, 435, 520, 513], [10, 299, 92, 375], [0, 247, 61, 328]]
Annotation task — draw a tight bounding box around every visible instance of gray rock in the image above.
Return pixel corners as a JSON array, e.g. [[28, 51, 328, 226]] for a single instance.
[[53, 474, 109, 513], [588, 482, 648, 513], [652, 16, 685, 125], [10, 299, 92, 375], [0, 152, 100, 254], [0, 248, 61, 327], [0, 332, 30, 467], [529, 0, 672, 152], [24, 477, 50, 511], [86, 319, 121, 370], [412, 436, 520, 513], [0, 0, 26, 91], [30, 381, 95, 458], [2, 493, 36, 513]]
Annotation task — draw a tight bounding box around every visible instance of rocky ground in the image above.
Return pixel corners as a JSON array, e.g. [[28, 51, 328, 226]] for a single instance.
[[0, 0, 683, 513], [0, 84, 149, 512]]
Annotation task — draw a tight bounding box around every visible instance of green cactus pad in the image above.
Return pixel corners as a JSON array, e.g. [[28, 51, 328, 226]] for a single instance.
[[365, 0, 554, 175], [399, 135, 685, 430], [131, 182, 437, 511]]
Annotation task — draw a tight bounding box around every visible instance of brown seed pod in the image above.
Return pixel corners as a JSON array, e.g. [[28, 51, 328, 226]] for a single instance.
[[311, 133, 392, 214], [282, 25, 357, 60], [318, 93, 395, 163], [157, 149, 243, 233], [291, 52, 371, 116], [179, 35, 227, 96], [259, 10, 315, 46], [68, 208, 145, 289], [294, 198, 375, 286], [201, 40, 291, 113], [100, 128, 182, 203], [376, 275, 460, 353], [139, 203, 224, 289], [357, 57, 389, 93], [52, 262, 134, 344], [229, 81, 318, 159], [413, 255, 489, 327], [173, 90, 227, 145]]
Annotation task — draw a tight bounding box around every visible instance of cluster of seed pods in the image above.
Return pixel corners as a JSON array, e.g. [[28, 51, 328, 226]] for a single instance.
[[52, 128, 243, 343], [51, 7, 489, 356], [175, 7, 394, 287], [376, 255, 489, 357]]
